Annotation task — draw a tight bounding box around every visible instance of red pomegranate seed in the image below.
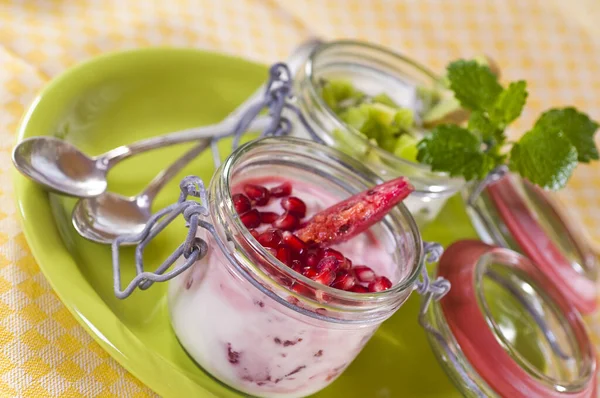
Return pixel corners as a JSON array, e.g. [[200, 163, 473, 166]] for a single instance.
[[240, 209, 261, 228], [281, 197, 307, 218], [368, 276, 392, 292], [319, 248, 349, 270], [353, 266, 376, 282], [276, 245, 292, 265], [304, 251, 319, 269], [303, 268, 318, 279], [270, 182, 292, 197], [260, 212, 279, 224], [265, 247, 278, 257], [273, 212, 299, 231], [312, 269, 336, 286], [295, 177, 413, 246], [350, 284, 369, 293], [331, 272, 356, 291], [244, 184, 270, 206], [316, 256, 340, 272], [257, 229, 283, 248], [291, 259, 303, 273], [282, 232, 307, 254], [232, 193, 252, 214], [248, 229, 259, 239]]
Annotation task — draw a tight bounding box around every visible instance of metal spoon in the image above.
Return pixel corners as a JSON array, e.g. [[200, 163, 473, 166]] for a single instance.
[[12, 38, 322, 198], [71, 141, 209, 244]]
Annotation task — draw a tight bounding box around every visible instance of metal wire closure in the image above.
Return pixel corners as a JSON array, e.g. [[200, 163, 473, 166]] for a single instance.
[[111, 62, 324, 299]]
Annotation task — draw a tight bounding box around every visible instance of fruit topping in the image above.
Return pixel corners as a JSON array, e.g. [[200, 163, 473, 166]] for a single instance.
[[240, 209, 261, 228], [232, 178, 404, 294], [270, 182, 292, 197], [233, 193, 252, 214], [244, 184, 271, 206], [368, 276, 393, 292], [273, 212, 299, 231], [295, 176, 413, 246], [281, 196, 307, 218]]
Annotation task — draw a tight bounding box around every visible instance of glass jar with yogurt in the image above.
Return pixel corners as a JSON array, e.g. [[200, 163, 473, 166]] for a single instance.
[[464, 173, 598, 314], [168, 137, 425, 398], [293, 40, 465, 227]]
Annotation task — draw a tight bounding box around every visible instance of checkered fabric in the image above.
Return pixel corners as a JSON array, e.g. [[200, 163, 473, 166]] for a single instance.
[[0, 0, 599, 396]]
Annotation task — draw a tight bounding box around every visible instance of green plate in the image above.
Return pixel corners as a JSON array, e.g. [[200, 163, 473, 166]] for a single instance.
[[13, 48, 477, 397]]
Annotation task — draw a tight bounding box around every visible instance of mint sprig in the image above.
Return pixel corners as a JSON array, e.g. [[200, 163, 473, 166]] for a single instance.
[[417, 60, 599, 190]]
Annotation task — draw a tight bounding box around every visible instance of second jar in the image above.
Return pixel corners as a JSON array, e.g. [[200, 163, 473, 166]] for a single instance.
[[294, 40, 465, 227]]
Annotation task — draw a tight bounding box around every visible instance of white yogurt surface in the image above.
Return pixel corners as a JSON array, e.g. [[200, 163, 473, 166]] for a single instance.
[[168, 177, 396, 397]]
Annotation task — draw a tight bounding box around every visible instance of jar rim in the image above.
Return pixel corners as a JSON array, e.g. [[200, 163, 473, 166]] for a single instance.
[[303, 39, 464, 186], [211, 136, 424, 321]]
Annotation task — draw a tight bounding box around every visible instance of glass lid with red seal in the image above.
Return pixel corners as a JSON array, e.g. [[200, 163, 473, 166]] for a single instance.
[[421, 239, 597, 398], [464, 169, 599, 314]]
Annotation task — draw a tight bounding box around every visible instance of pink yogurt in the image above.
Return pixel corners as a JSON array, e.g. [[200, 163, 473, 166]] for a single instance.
[[169, 176, 414, 397]]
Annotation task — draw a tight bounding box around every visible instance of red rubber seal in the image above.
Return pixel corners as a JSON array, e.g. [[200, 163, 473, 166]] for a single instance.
[[438, 240, 596, 398], [486, 176, 597, 314]]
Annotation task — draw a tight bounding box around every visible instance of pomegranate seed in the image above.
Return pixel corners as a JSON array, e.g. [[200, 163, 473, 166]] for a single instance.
[[260, 212, 279, 224], [368, 276, 393, 292], [276, 245, 292, 265], [282, 232, 307, 254], [273, 212, 299, 231], [319, 248, 350, 270], [331, 272, 356, 291], [316, 256, 340, 272], [257, 229, 283, 248], [281, 197, 307, 218], [232, 193, 252, 214], [265, 247, 278, 257], [303, 268, 318, 279], [305, 251, 319, 268], [312, 269, 336, 286], [248, 229, 259, 239], [270, 182, 292, 197], [350, 284, 369, 293], [353, 266, 376, 282], [291, 260, 303, 273], [240, 209, 261, 228], [244, 184, 270, 206]]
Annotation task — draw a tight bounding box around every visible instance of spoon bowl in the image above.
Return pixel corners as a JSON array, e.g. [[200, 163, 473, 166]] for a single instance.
[[72, 192, 151, 244], [13, 136, 107, 197]]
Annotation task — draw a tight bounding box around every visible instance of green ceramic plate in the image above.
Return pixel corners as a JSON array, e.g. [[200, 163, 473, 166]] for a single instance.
[[13, 48, 478, 397]]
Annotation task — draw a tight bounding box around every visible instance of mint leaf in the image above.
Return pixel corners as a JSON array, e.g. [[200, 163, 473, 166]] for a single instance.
[[447, 60, 503, 111], [417, 124, 498, 180], [468, 111, 498, 142], [490, 80, 528, 125], [509, 127, 578, 190], [534, 107, 599, 163]]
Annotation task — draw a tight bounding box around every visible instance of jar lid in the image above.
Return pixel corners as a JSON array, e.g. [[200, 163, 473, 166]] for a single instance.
[[425, 240, 597, 397], [480, 174, 597, 313]]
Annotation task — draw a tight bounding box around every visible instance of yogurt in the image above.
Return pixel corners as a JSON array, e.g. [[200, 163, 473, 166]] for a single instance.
[[169, 177, 400, 397]]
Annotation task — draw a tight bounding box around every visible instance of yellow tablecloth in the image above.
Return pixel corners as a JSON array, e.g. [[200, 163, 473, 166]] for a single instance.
[[0, 1, 599, 396]]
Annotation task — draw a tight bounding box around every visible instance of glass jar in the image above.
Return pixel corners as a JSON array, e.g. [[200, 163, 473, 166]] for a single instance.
[[293, 40, 465, 227], [168, 137, 424, 398], [464, 173, 598, 314], [424, 240, 596, 397]]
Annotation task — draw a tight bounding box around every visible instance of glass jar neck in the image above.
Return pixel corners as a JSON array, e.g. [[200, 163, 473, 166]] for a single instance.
[[208, 136, 423, 324], [294, 39, 464, 195]]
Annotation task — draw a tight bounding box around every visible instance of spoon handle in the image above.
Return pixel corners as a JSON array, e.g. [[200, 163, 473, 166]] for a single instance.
[[139, 140, 212, 202], [99, 115, 270, 169], [98, 39, 321, 170]]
